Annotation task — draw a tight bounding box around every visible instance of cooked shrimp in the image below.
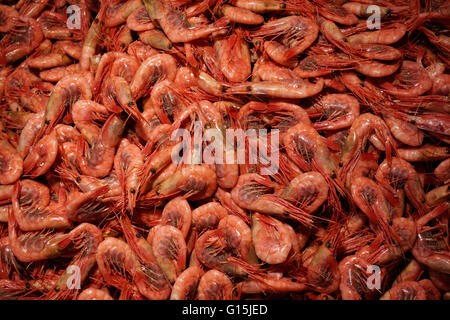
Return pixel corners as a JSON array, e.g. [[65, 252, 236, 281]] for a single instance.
[[23, 130, 58, 178], [367, 216, 417, 265], [307, 242, 341, 294], [384, 114, 424, 147], [380, 281, 427, 300], [239, 272, 308, 294], [293, 53, 356, 78], [411, 203, 450, 274], [435, 158, 450, 182], [348, 23, 407, 45], [397, 144, 448, 162], [104, 0, 143, 27], [77, 114, 124, 178], [380, 60, 432, 97], [99, 75, 142, 121], [251, 213, 291, 264], [282, 121, 347, 211], [145, 165, 217, 202], [197, 269, 234, 300], [151, 225, 187, 284], [339, 71, 386, 105], [351, 176, 396, 246], [142, 0, 229, 43], [139, 29, 172, 51], [42, 74, 92, 135], [39, 64, 81, 83], [195, 229, 248, 276], [375, 157, 427, 215], [114, 138, 144, 211], [0, 4, 18, 33], [316, 0, 358, 25], [426, 184, 449, 207], [12, 180, 70, 231], [214, 31, 251, 83], [355, 59, 401, 78], [340, 113, 395, 181], [130, 54, 177, 99], [0, 17, 43, 63], [37, 11, 83, 41], [280, 172, 329, 214], [148, 80, 188, 124], [127, 6, 154, 32], [8, 208, 73, 263], [307, 94, 360, 131], [238, 101, 311, 139], [342, 2, 391, 19], [78, 288, 114, 300], [0, 139, 23, 185], [160, 197, 192, 238], [192, 202, 229, 231], [392, 259, 422, 286], [95, 237, 139, 294], [252, 16, 319, 67], [226, 78, 324, 99], [387, 111, 450, 137], [170, 266, 204, 300], [231, 173, 313, 225], [338, 255, 381, 300], [52, 223, 103, 297], [65, 186, 110, 222], [217, 4, 264, 25], [218, 215, 253, 263]]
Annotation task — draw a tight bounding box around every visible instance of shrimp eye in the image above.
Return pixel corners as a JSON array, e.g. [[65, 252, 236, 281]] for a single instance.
[[326, 241, 332, 248], [317, 240, 323, 245], [120, 43, 125, 48], [128, 102, 134, 107], [130, 188, 136, 194], [281, 3, 286, 8], [76, 177, 81, 183], [331, 173, 336, 179], [410, 120, 416, 125], [136, 233, 142, 238], [151, 168, 156, 174], [45, 120, 50, 125]]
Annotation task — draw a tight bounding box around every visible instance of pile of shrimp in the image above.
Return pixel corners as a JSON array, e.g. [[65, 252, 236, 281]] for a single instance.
[[0, 0, 449, 300]]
